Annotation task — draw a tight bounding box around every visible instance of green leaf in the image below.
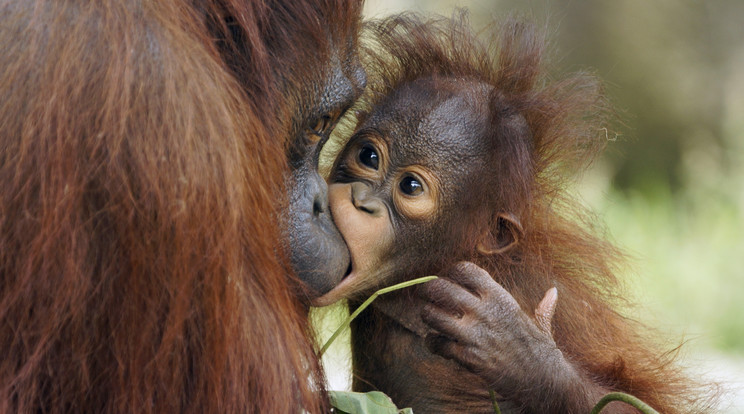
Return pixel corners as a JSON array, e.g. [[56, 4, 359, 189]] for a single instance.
[[329, 391, 414, 414]]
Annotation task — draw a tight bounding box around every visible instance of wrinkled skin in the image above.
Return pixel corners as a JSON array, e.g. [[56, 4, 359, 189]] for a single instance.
[[284, 47, 366, 299], [422, 263, 562, 398]]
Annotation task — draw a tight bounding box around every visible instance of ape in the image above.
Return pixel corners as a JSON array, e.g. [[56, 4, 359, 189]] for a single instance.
[[317, 14, 712, 413], [0, 0, 362, 413]]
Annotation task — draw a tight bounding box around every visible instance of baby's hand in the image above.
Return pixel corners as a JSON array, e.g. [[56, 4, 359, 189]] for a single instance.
[[419, 262, 562, 400]]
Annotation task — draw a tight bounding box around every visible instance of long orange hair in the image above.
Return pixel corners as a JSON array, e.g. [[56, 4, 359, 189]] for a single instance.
[[0, 1, 361, 412]]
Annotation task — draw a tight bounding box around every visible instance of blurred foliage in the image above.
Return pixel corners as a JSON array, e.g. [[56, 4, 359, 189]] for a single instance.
[[584, 179, 744, 352]]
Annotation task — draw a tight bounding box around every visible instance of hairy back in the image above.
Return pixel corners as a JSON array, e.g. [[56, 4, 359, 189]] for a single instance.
[[0, 1, 330, 412]]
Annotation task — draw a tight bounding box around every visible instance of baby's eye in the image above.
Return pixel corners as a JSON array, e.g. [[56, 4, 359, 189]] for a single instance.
[[358, 144, 379, 170], [399, 175, 423, 196]]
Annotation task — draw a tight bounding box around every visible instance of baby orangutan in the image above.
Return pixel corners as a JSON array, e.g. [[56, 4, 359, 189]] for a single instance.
[[314, 14, 713, 414]]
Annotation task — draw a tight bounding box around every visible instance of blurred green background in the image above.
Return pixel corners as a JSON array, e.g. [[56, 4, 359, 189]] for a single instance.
[[317, 0, 744, 411]]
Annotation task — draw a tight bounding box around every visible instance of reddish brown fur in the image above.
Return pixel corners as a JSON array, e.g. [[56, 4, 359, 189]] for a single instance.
[[0, 0, 361, 412], [349, 14, 715, 413]]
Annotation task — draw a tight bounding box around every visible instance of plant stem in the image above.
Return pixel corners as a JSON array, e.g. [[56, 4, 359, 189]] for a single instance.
[[590, 392, 660, 414], [318, 276, 438, 357], [489, 390, 502, 414]]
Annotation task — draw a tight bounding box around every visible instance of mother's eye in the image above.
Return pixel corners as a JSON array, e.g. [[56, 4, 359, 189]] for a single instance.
[[358, 144, 379, 170], [311, 115, 332, 135]]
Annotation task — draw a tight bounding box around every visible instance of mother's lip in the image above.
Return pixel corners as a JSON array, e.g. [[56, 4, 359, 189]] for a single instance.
[[311, 265, 359, 307], [311, 184, 354, 307]]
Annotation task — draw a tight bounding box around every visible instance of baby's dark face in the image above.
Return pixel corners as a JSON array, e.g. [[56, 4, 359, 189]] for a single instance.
[[339, 77, 494, 220], [313, 77, 494, 305]]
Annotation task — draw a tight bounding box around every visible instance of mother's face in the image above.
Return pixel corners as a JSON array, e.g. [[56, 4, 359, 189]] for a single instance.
[[281, 9, 366, 301]]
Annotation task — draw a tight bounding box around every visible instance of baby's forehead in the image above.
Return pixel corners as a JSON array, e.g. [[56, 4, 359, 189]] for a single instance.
[[372, 77, 489, 120], [365, 77, 492, 164]]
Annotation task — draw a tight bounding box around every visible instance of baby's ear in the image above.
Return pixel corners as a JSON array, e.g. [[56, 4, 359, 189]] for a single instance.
[[477, 212, 523, 255]]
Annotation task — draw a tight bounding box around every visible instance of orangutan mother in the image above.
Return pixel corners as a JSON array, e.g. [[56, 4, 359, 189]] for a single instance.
[[0, 0, 363, 412]]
